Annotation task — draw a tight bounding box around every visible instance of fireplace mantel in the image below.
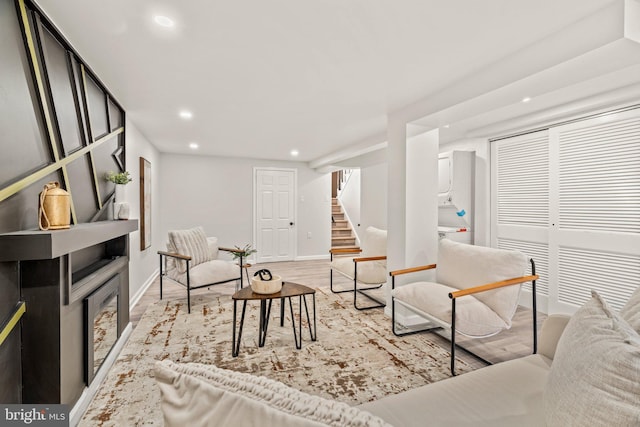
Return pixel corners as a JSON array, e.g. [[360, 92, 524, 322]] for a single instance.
[[0, 220, 138, 261], [1, 220, 137, 405]]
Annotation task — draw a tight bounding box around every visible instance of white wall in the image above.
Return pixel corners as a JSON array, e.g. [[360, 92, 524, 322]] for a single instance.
[[384, 122, 439, 321], [124, 119, 162, 306], [159, 154, 331, 261], [439, 138, 490, 246], [337, 169, 361, 243], [406, 130, 439, 268], [360, 162, 387, 232]]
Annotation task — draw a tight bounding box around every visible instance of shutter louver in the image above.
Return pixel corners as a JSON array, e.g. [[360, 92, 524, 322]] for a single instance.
[[497, 238, 549, 296], [558, 118, 640, 233], [497, 133, 549, 227], [558, 246, 640, 311]]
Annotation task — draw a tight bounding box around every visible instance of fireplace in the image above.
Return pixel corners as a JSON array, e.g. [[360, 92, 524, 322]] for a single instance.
[[0, 220, 137, 404], [84, 274, 120, 384]]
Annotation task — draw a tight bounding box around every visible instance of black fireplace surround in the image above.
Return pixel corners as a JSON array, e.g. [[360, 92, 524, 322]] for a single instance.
[[0, 220, 137, 404]]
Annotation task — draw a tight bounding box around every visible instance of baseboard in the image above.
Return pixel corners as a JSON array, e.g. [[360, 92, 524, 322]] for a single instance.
[[294, 254, 330, 261], [130, 269, 159, 310], [69, 322, 133, 426]]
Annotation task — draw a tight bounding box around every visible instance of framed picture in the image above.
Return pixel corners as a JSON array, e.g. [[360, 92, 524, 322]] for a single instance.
[[140, 157, 151, 250]]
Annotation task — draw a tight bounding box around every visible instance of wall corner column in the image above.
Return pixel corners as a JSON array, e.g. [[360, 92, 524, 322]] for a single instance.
[[385, 115, 407, 313]]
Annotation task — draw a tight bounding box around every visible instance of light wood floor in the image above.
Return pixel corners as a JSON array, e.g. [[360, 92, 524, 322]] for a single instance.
[[131, 259, 545, 370]]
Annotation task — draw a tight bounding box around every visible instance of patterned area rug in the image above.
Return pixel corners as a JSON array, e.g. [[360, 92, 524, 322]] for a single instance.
[[80, 287, 473, 426]]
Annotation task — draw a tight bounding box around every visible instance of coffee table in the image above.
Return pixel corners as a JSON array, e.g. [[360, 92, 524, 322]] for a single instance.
[[231, 282, 317, 357]]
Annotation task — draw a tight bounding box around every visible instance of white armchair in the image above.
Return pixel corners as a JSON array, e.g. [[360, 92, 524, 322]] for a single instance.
[[158, 227, 244, 313], [389, 238, 538, 375], [330, 226, 387, 310]]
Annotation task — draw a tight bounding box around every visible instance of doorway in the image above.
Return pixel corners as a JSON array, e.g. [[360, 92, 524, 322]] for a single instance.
[[254, 168, 297, 263]]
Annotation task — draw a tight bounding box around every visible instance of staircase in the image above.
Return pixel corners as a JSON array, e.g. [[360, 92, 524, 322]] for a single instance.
[[331, 198, 356, 247]]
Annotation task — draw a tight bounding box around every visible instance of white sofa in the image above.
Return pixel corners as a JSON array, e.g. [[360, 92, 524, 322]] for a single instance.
[[358, 314, 569, 426], [155, 287, 640, 426]]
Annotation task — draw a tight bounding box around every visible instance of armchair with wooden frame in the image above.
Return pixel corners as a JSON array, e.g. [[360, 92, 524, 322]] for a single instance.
[[389, 238, 538, 375], [158, 227, 245, 313], [329, 226, 387, 310]]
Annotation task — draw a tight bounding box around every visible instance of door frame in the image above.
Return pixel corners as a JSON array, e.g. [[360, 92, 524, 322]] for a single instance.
[[253, 167, 298, 263]]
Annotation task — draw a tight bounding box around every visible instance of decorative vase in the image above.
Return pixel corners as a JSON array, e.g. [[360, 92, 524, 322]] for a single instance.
[[38, 181, 71, 230], [114, 184, 126, 202], [117, 202, 130, 220]]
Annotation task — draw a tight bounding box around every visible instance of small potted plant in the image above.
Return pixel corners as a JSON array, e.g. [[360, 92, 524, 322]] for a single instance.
[[230, 244, 257, 262], [105, 171, 132, 185], [105, 171, 132, 219]]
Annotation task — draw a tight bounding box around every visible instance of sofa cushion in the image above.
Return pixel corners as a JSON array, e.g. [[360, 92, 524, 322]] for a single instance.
[[621, 284, 640, 333], [392, 282, 508, 337], [436, 239, 527, 326], [154, 360, 392, 427], [361, 226, 387, 257], [544, 291, 640, 426], [167, 237, 220, 277], [206, 237, 220, 260], [359, 354, 551, 427], [168, 260, 240, 287], [331, 257, 387, 285], [168, 227, 213, 273]]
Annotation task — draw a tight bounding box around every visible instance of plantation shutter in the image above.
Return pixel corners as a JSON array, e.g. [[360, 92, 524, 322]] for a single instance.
[[492, 131, 550, 308], [492, 108, 640, 314], [550, 112, 640, 312]]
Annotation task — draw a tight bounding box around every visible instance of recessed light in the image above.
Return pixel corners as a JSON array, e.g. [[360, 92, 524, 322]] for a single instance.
[[189, 142, 199, 150], [443, 124, 450, 129], [290, 149, 299, 157], [179, 110, 193, 119], [521, 97, 532, 103], [154, 15, 175, 28]]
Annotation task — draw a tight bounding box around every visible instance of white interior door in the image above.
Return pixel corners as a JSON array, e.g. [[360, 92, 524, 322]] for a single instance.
[[255, 168, 296, 263]]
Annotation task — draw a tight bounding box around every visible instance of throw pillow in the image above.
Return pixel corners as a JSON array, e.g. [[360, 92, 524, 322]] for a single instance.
[[168, 227, 212, 273], [361, 227, 387, 258], [155, 360, 393, 427], [544, 291, 640, 426], [620, 285, 640, 333], [436, 238, 528, 325]]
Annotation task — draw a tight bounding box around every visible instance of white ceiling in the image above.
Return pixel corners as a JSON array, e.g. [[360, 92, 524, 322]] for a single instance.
[[35, 0, 640, 164]]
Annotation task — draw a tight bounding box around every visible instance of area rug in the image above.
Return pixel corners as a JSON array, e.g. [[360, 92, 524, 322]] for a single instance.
[[80, 287, 473, 426]]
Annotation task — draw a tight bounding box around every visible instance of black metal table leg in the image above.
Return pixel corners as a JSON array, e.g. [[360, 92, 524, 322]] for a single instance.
[[232, 300, 248, 357], [288, 297, 302, 349], [302, 294, 317, 341], [280, 297, 285, 327], [258, 299, 273, 347], [298, 295, 303, 347]]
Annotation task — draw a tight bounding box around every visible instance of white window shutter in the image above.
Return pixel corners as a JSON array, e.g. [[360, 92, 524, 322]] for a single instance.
[[496, 132, 549, 227], [557, 117, 640, 233]]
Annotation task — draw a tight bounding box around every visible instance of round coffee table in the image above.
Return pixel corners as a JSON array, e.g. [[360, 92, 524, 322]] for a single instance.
[[231, 282, 317, 357]]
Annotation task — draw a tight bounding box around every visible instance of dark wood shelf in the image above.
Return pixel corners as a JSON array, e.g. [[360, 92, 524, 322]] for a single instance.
[[0, 220, 138, 262]]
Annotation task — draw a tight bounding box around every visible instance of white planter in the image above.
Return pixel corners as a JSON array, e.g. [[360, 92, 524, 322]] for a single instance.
[[114, 184, 126, 202]]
